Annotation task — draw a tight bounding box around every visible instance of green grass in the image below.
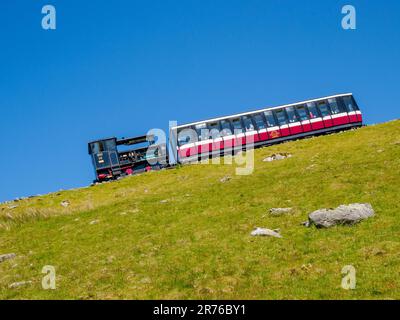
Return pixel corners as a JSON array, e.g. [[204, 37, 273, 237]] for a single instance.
[[1, 120, 399, 299]]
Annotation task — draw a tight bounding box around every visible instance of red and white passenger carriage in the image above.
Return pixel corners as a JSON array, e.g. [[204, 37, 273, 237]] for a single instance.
[[172, 93, 362, 163]]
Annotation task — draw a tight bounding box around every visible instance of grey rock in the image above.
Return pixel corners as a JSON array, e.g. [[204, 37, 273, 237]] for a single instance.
[[9, 281, 32, 289], [60, 200, 70, 207], [0, 253, 16, 263], [263, 153, 292, 162], [89, 220, 99, 225], [274, 154, 286, 160], [160, 199, 168, 203], [308, 203, 374, 228], [219, 175, 231, 183], [269, 207, 293, 216], [7, 205, 18, 209], [263, 156, 274, 162], [251, 227, 282, 238]]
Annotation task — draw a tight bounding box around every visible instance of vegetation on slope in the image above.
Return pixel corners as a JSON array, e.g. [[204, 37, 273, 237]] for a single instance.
[[0, 120, 399, 299]]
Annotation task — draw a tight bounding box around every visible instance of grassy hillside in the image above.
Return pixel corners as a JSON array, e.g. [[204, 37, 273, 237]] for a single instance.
[[1, 120, 399, 299]]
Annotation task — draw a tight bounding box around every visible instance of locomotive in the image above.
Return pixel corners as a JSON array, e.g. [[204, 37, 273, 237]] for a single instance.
[[88, 134, 168, 182], [88, 93, 362, 182]]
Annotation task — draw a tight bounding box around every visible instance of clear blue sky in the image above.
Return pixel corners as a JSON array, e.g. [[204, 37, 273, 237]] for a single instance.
[[0, 0, 399, 202]]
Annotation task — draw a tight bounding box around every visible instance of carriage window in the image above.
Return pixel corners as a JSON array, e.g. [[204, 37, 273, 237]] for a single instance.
[[296, 105, 309, 121], [275, 109, 288, 126], [252, 113, 266, 130], [104, 139, 117, 151], [264, 110, 277, 127], [231, 118, 244, 133], [328, 98, 341, 114], [317, 101, 331, 117], [177, 128, 196, 146], [242, 116, 255, 132], [285, 106, 299, 123], [220, 120, 232, 136], [208, 122, 220, 130], [342, 96, 358, 112], [177, 135, 189, 146], [208, 122, 221, 139], [307, 102, 320, 119], [91, 142, 104, 154], [195, 123, 209, 141]]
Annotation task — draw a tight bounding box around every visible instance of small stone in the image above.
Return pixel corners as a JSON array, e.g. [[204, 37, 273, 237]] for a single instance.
[[392, 140, 400, 145], [0, 253, 16, 263], [7, 205, 18, 209], [220, 176, 231, 183], [89, 220, 99, 225], [160, 199, 168, 204], [60, 200, 70, 208], [274, 154, 286, 160], [9, 281, 32, 289], [269, 207, 293, 216], [263, 153, 292, 162], [250, 227, 282, 238], [140, 277, 151, 284], [301, 221, 311, 227]]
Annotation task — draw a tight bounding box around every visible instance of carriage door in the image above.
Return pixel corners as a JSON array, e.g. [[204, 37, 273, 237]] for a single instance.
[[104, 139, 120, 168], [317, 100, 333, 128]]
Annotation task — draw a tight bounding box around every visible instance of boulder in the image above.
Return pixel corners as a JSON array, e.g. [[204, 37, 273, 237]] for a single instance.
[[308, 203, 374, 228], [251, 227, 282, 238]]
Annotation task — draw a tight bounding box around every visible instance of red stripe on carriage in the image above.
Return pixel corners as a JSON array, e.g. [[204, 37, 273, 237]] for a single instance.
[[258, 131, 269, 141], [279, 126, 290, 137], [322, 116, 334, 127], [332, 113, 350, 126], [301, 121, 312, 132], [289, 123, 303, 135], [245, 132, 259, 144], [310, 118, 324, 130], [223, 137, 235, 149], [348, 112, 358, 123], [212, 140, 223, 151]]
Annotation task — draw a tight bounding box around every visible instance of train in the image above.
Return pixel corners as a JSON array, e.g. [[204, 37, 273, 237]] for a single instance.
[[88, 93, 362, 182]]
